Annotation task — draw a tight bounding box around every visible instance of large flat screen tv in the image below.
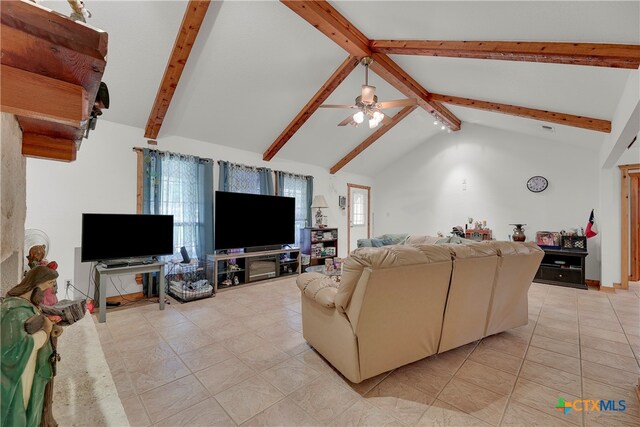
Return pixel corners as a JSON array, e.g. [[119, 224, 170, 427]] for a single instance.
[[215, 192, 295, 250], [81, 214, 174, 262]]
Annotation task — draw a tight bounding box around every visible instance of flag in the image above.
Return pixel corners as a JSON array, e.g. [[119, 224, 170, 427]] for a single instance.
[[585, 209, 598, 238]]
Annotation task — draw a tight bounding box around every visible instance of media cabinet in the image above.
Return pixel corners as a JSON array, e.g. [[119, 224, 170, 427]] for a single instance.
[[534, 248, 588, 290], [207, 248, 300, 292]]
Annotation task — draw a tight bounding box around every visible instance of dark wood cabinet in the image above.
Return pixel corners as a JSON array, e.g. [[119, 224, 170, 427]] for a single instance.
[[534, 248, 588, 290], [300, 228, 339, 266]]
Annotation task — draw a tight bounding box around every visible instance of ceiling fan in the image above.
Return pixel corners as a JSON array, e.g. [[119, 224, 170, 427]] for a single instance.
[[320, 57, 417, 128]]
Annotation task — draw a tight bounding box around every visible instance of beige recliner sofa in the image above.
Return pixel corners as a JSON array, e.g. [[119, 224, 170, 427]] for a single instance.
[[296, 241, 543, 383]]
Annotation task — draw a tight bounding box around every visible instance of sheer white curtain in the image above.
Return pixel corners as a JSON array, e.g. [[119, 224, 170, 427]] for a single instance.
[[158, 154, 200, 259], [228, 168, 261, 194], [280, 175, 309, 247]]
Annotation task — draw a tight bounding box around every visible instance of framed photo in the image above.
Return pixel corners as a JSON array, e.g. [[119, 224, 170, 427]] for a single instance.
[[536, 231, 561, 248]]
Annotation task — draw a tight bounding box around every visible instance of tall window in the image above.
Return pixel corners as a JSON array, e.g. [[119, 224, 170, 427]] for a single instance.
[[277, 172, 313, 247], [226, 168, 261, 194], [351, 192, 366, 226], [219, 161, 273, 195], [139, 149, 214, 260], [157, 155, 200, 258]]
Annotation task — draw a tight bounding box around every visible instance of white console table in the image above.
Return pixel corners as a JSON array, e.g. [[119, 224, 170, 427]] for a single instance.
[[95, 262, 165, 323]]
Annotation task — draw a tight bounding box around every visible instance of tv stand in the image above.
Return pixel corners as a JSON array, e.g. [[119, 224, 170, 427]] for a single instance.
[[94, 262, 165, 322], [208, 247, 300, 292]]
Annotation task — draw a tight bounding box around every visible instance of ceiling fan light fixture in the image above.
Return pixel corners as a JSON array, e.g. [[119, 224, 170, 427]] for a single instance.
[[361, 85, 376, 104], [369, 118, 378, 129], [373, 111, 384, 122], [353, 111, 364, 124]]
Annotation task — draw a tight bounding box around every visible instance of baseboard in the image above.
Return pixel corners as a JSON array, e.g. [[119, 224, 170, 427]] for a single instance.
[[585, 279, 600, 289], [585, 279, 614, 293], [106, 291, 146, 304], [613, 282, 628, 290]]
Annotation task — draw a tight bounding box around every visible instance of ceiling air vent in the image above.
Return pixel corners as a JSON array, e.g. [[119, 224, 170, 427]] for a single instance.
[[541, 125, 555, 132]]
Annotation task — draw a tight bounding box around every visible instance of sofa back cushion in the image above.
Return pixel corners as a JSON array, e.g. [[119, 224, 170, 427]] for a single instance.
[[484, 242, 544, 336], [338, 245, 453, 379], [403, 235, 441, 245], [337, 244, 451, 313], [438, 243, 499, 352]]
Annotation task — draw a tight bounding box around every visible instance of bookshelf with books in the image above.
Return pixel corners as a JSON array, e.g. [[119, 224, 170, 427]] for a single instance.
[[301, 227, 339, 266]]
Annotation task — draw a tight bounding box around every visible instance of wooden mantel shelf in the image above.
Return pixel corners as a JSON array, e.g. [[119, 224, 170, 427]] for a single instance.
[[0, 0, 108, 162]]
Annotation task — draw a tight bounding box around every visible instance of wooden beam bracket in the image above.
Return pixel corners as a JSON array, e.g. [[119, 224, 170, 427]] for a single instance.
[[22, 133, 77, 162]]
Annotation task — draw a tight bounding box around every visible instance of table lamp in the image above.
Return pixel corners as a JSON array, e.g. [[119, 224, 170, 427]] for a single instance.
[[311, 195, 329, 227]]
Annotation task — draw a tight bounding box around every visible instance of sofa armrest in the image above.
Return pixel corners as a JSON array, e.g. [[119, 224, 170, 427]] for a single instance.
[[297, 273, 339, 308]]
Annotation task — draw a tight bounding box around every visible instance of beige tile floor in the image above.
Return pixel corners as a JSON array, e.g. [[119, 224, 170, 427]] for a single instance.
[[93, 279, 640, 426]]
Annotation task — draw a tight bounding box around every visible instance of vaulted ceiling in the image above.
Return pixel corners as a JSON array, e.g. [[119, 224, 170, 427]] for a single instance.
[[40, 1, 640, 176]]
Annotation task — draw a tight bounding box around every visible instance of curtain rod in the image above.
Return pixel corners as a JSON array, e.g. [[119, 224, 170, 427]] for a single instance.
[[275, 170, 313, 180], [217, 160, 270, 171], [132, 147, 212, 163], [217, 160, 312, 179]]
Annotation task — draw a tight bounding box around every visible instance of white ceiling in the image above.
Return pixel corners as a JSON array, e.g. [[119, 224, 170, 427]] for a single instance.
[[40, 1, 640, 176]]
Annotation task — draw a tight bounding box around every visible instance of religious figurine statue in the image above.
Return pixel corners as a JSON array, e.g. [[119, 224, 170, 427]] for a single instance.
[[1, 266, 63, 427], [66, 0, 91, 22]]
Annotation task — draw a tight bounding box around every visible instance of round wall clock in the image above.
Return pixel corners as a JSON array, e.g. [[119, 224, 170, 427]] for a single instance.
[[527, 176, 548, 193]]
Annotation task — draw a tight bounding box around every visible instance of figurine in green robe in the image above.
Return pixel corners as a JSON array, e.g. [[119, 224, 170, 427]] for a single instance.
[[1, 266, 59, 427]]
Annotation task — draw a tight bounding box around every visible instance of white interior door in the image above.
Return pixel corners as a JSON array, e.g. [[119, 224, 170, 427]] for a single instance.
[[348, 184, 370, 253]]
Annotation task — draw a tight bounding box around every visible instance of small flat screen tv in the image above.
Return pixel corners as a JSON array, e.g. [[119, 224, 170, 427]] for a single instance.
[[215, 192, 295, 250], [81, 214, 174, 262]]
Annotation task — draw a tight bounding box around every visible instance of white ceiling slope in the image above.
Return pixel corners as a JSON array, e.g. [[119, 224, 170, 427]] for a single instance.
[[39, 1, 639, 176]]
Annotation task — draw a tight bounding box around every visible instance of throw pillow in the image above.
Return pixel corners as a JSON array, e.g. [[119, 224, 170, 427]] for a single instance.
[[370, 239, 386, 247]]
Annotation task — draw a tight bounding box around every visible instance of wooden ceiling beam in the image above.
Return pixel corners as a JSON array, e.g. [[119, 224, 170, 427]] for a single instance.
[[1, 64, 89, 127], [22, 133, 77, 162], [430, 93, 611, 133], [263, 55, 360, 161], [280, 0, 461, 133], [371, 40, 640, 69], [281, 0, 370, 57], [145, 0, 211, 139], [369, 53, 461, 130], [330, 105, 417, 174]]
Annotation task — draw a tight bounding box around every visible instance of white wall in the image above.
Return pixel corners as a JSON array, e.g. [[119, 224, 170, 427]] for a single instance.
[[599, 139, 640, 287], [373, 123, 602, 279], [598, 69, 640, 287], [25, 120, 371, 297]]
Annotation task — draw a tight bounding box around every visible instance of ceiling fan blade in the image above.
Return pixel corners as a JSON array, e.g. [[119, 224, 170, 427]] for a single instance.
[[377, 98, 417, 109], [338, 114, 356, 126], [319, 104, 358, 109]]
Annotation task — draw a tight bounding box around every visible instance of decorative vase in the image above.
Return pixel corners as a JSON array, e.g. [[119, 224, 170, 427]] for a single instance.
[[511, 224, 526, 242]]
